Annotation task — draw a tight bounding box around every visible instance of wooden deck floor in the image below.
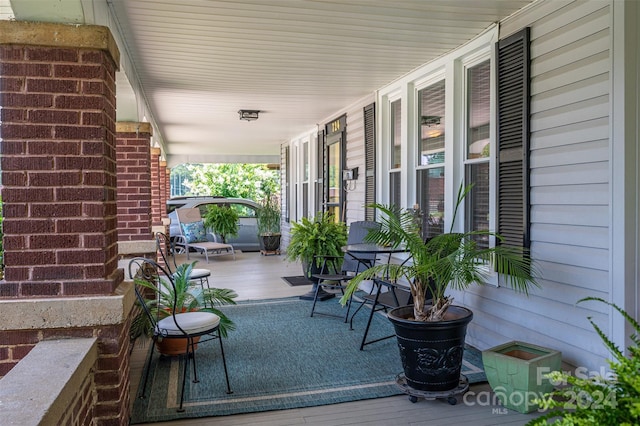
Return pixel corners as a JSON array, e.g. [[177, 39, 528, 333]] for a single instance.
[[129, 251, 544, 425]]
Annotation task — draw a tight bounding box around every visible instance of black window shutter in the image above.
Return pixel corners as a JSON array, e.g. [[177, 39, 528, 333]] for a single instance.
[[496, 27, 530, 249], [363, 103, 376, 221]]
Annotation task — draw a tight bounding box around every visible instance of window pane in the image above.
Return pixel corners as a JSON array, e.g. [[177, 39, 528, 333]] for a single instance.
[[467, 60, 490, 159], [327, 142, 340, 204], [417, 167, 445, 240], [230, 203, 256, 217], [418, 80, 445, 166], [327, 205, 340, 222], [391, 100, 402, 169], [466, 162, 490, 248], [390, 171, 401, 208], [303, 141, 309, 181]]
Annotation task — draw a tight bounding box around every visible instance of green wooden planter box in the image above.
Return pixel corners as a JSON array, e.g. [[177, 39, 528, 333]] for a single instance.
[[482, 341, 562, 413]]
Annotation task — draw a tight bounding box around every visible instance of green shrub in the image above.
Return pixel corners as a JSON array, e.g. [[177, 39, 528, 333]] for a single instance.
[[256, 195, 281, 236], [203, 205, 239, 244], [528, 297, 640, 426], [285, 212, 347, 269]]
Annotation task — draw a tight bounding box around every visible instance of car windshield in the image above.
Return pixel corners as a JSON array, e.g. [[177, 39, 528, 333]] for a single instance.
[[197, 202, 257, 218], [167, 203, 187, 214]]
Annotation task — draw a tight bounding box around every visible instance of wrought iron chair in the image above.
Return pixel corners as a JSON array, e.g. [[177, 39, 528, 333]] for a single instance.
[[129, 257, 232, 412], [156, 231, 211, 293], [310, 221, 381, 321], [355, 277, 413, 350]]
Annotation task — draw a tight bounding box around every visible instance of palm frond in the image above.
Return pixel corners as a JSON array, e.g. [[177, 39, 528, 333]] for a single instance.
[[348, 183, 538, 321]]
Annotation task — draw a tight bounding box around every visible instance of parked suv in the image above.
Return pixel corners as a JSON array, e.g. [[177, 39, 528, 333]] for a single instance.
[[167, 196, 261, 252]]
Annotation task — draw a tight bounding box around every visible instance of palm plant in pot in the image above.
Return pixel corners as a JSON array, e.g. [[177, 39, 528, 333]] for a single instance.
[[256, 193, 281, 254], [285, 212, 347, 300], [130, 261, 238, 355], [341, 184, 539, 392]]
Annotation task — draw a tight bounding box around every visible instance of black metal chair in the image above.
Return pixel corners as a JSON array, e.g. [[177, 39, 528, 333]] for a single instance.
[[156, 231, 211, 293], [310, 221, 381, 321], [129, 257, 232, 412], [355, 278, 413, 350]]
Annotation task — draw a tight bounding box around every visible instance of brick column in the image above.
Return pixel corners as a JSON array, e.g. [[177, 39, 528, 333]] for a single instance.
[[0, 21, 132, 425], [160, 159, 168, 220], [150, 147, 162, 228], [116, 122, 152, 242], [165, 163, 172, 202]]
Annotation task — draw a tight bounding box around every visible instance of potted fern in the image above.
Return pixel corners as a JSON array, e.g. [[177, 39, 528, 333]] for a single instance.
[[131, 261, 238, 355], [203, 204, 239, 244], [285, 212, 347, 299], [342, 184, 539, 392]]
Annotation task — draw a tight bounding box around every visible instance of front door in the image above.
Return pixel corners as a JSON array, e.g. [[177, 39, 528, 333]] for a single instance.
[[324, 116, 346, 221]]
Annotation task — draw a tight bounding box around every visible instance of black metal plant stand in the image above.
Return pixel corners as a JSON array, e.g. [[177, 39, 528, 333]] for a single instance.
[[395, 374, 469, 405]]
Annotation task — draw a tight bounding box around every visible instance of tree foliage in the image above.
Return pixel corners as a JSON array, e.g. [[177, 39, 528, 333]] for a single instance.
[[172, 163, 279, 201]]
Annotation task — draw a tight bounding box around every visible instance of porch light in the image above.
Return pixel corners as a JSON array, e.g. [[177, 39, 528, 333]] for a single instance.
[[238, 109, 260, 121], [421, 115, 440, 127]]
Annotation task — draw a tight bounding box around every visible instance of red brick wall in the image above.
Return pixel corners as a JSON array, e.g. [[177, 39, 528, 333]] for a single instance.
[[92, 320, 131, 425], [160, 160, 168, 218], [150, 147, 162, 227], [0, 321, 131, 424], [0, 21, 131, 425], [116, 123, 152, 242], [0, 43, 122, 297], [0, 330, 39, 376], [164, 163, 171, 205], [59, 362, 96, 425]]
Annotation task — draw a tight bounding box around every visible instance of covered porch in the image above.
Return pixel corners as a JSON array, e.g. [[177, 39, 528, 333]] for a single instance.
[[1, 0, 639, 424], [128, 251, 543, 425]]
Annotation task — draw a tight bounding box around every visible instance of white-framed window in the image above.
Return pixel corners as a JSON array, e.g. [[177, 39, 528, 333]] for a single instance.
[[416, 78, 446, 240], [463, 56, 492, 248], [376, 26, 498, 234], [302, 138, 310, 218], [389, 97, 402, 207]]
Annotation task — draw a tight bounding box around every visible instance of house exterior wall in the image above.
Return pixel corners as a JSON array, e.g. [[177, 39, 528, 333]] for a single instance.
[[385, 0, 619, 371], [280, 94, 374, 251], [452, 0, 613, 371], [282, 0, 639, 372]]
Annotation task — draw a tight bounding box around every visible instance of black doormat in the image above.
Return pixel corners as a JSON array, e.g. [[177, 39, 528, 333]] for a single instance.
[[281, 276, 313, 286]]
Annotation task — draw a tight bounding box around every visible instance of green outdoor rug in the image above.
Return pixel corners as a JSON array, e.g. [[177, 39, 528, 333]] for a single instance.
[[130, 297, 486, 424]]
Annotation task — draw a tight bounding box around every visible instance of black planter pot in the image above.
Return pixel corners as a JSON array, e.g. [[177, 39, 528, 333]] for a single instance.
[[259, 234, 281, 252], [388, 304, 473, 392]]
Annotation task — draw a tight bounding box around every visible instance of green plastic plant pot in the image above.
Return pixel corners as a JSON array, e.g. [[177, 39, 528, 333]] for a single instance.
[[482, 341, 562, 413]]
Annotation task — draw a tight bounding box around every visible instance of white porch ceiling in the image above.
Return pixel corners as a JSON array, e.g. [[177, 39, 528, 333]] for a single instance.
[[14, 0, 536, 165]]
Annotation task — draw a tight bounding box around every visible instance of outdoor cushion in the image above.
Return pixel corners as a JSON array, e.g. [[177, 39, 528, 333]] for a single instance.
[[181, 221, 208, 243], [157, 311, 221, 336]]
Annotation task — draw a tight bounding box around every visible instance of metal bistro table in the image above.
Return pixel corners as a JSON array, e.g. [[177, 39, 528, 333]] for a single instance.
[[342, 243, 411, 350], [341, 243, 407, 272]]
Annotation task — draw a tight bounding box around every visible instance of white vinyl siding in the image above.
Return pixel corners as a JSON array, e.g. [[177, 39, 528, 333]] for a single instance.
[[454, 0, 612, 370], [281, 0, 634, 374]]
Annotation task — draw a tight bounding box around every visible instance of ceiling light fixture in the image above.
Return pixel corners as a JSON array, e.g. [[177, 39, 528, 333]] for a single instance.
[[238, 109, 260, 121], [421, 115, 441, 127]]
